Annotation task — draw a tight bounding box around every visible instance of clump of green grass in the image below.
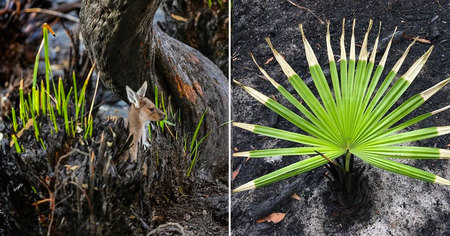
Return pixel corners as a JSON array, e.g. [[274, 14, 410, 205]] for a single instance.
[[147, 84, 176, 142], [10, 23, 96, 153], [233, 19, 450, 192], [186, 111, 210, 177], [146, 85, 209, 177]]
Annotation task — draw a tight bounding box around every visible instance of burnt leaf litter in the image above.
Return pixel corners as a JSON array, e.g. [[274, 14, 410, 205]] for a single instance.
[[0, 0, 227, 235]]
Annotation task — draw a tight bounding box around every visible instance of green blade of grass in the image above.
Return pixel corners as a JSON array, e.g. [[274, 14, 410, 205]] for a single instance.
[[28, 94, 39, 140], [187, 131, 211, 177], [190, 111, 206, 152], [63, 87, 73, 133], [11, 107, 18, 133], [73, 72, 78, 118], [40, 80, 46, 115], [19, 79, 25, 122], [77, 64, 95, 122], [12, 134, 21, 153]]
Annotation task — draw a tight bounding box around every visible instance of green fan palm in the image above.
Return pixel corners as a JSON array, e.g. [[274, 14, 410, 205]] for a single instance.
[[233, 19, 450, 192]]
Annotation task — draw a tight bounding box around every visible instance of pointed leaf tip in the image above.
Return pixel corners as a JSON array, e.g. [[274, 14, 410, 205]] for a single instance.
[[298, 24, 319, 66], [350, 19, 356, 60], [326, 20, 335, 62], [250, 52, 281, 87], [431, 105, 450, 115], [233, 181, 256, 193], [440, 149, 450, 159], [401, 46, 434, 83], [437, 126, 450, 136], [379, 26, 397, 67], [369, 21, 382, 63], [359, 19, 373, 61], [233, 122, 256, 132], [340, 18, 346, 60], [434, 176, 450, 186], [233, 151, 250, 157], [420, 77, 450, 101], [265, 37, 297, 77]]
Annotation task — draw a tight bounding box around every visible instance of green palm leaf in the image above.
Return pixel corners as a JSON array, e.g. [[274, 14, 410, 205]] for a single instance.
[[233, 19, 450, 192]]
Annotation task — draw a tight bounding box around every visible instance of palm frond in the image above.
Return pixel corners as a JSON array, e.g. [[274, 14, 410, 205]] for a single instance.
[[233, 19, 450, 192]]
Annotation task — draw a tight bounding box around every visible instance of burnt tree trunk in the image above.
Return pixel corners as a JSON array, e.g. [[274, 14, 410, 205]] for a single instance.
[[79, 0, 228, 181]]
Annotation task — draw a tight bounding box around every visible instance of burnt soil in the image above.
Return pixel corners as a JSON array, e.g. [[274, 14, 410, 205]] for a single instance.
[[232, 0, 449, 235]]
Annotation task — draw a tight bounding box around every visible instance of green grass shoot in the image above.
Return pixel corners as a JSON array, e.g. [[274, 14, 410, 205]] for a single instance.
[[12, 134, 21, 153], [10, 23, 96, 153], [186, 111, 209, 176], [190, 111, 206, 152], [11, 107, 18, 133]]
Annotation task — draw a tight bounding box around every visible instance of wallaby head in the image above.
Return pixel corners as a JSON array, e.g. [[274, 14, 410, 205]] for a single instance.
[[126, 81, 165, 123], [126, 81, 165, 161]]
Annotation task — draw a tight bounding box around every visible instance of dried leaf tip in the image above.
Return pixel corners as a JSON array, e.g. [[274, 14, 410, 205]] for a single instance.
[[350, 19, 356, 61], [340, 18, 346, 61], [359, 19, 373, 61], [420, 77, 450, 101], [434, 176, 450, 185], [43, 23, 56, 36], [402, 46, 433, 83], [233, 122, 256, 132], [233, 151, 250, 157], [326, 20, 335, 62], [369, 21, 382, 63], [299, 24, 319, 66], [440, 149, 450, 159], [265, 37, 297, 77], [233, 181, 256, 193], [391, 37, 415, 73], [379, 26, 397, 67], [437, 126, 450, 136], [431, 105, 450, 115], [251, 53, 280, 87], [233, 79, 244, 87]]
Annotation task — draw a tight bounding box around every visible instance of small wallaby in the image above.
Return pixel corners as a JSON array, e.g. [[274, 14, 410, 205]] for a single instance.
[[126, 81, 165, 162]]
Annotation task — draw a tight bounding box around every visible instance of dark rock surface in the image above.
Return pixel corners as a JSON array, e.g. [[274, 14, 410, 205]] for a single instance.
[[231, 0, 449, 235]]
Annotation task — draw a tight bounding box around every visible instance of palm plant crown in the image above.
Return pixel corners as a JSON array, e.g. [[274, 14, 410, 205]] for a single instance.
[[233, 19, 450, 192]]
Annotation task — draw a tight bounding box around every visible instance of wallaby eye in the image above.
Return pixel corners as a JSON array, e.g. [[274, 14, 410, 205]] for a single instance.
[[149, 107, 155, 112]]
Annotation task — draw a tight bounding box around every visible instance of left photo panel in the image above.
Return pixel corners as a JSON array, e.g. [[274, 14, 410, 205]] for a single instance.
[[0, 0, 229, 235]]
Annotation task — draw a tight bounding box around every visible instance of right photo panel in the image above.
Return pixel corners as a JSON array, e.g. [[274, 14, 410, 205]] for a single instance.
[[231, 0, 450, 235]]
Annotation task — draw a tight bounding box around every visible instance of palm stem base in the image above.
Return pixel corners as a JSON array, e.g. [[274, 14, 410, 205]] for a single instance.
[[324, 154, 370, 216]]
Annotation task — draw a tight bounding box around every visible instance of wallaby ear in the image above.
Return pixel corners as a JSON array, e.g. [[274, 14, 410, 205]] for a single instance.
[[136, 81, 147, 98], [126, 86, 140, 108]]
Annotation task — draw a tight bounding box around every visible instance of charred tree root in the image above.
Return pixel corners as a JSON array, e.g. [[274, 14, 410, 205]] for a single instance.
[[324, 154, 370, 216]]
